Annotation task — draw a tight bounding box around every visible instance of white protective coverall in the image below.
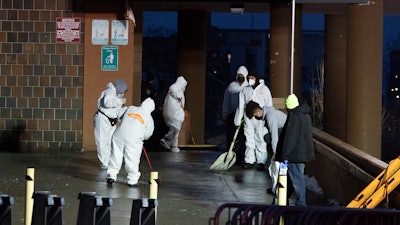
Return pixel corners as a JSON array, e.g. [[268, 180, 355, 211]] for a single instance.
[[94, 82, 127, 169], [222, 71, 248, 119], [161, 76, 187, 152], [234, 79, 273, 165], [263, 106, 287, 194], [107, 97, 155, 186]]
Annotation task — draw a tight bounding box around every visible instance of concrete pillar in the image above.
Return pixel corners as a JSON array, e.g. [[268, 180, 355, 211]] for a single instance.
[[323, 14, 347, 141], [346, 0, 383, 158], [177, 10, 207, 144], [269, 3, 302, 99]]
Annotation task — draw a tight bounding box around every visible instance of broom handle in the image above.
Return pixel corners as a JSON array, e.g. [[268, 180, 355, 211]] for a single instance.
[[142, 145, 153, 171], [180, 101, 196, 145], [185, 110, 196, 145]]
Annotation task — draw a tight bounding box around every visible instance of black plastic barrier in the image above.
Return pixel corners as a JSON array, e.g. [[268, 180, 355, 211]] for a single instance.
[[76, 192, 112, 225], [31, 191, 64, 225], [209, 203, 400, 225], [0, 193, 14, 225], [130, 198, 158, 225]]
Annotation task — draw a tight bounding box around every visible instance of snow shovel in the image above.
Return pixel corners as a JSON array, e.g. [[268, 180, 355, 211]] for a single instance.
[[210, 120, 243, 170]]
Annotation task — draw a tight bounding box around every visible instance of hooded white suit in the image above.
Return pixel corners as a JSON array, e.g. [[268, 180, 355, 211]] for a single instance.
[[234, 79, 273, 165], [222, 77, 248, 118], [94, 82, 127, 169], [222, 66, 249, 160], [107, 97, 155, 186], [161, 76, 187, 152]]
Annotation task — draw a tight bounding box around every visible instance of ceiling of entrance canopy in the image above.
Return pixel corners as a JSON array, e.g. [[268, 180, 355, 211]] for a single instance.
[[80, 0, 400, 15], [134, 0, 399, 15]]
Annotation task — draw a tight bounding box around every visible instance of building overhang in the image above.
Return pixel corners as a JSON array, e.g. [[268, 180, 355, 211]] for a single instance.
[[81, 0, 399, 15]]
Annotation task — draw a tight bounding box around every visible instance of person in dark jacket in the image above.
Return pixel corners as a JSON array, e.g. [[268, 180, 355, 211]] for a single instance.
[[276, 93, 314, 206], [141, 72, 158, 101]]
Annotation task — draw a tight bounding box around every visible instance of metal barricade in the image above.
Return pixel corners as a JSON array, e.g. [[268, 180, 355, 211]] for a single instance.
[[338, 208, 400, 225], [263, 205, 305, 225], [209, 203, 249, 225], [291, 207, 346, 225], [230, 204, 259, 225], [210, 203, 400, 225], [233, 204, 272, 225]]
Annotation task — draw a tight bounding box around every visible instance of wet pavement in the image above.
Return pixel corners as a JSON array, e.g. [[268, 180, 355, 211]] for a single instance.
[[0, 150, 326, 225]]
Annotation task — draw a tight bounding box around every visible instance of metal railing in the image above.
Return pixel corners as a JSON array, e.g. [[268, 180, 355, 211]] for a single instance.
[[209, 203, 400, 225]]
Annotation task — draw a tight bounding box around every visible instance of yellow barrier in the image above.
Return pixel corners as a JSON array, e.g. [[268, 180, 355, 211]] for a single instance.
[[149, 171, 159, 223], [25, 167, 35, 225], [149, 171, 158, 199]]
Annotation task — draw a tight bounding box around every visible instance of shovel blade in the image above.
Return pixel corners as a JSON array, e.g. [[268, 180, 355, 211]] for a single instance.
[[210, 151, 236, 170]]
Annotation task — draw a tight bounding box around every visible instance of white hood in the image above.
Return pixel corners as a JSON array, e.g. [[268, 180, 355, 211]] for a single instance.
[[141, 97, 155, 114], [175, 76, 187, 92]]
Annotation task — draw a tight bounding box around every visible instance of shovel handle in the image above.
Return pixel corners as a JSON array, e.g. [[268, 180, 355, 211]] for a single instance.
[[228, 120, 243, 152]]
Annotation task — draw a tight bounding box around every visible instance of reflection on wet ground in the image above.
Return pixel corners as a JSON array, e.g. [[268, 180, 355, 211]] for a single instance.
[[0, 151, 326, 225]]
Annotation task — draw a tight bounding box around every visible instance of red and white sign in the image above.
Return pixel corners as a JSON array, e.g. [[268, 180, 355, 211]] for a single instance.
[[56, 17, 81, 42]]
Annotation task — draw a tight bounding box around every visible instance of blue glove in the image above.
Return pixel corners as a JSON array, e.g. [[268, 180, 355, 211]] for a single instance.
[[280, 160, 288, 169]]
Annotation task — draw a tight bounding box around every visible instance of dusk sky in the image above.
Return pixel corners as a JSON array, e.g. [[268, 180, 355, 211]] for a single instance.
[[143, 11, 400, 96], [144, 11, 400, 42], [144, 12, 325, 32]]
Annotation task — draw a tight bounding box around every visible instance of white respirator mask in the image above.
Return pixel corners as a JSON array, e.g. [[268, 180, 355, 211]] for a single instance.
[[248, 79, 256, 86]]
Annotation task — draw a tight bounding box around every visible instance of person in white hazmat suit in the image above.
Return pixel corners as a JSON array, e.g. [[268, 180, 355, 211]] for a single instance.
[[245, 100, 287, 195], [234, 72, 273, 170], [94, 79, 128, 169], [160, 76, 187, 153], [106, 97, 155, 187], [222, 66, 248, 163]]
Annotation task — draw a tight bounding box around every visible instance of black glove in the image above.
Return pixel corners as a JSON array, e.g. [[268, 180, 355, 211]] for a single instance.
[[264, 133, 271, 144]]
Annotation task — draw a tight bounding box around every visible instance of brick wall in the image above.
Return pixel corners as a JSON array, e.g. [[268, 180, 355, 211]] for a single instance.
[[0, 0, 84, 152]]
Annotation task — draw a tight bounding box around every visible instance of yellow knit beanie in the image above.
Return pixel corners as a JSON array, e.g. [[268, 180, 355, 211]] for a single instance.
[[285, 94, 299, 110]]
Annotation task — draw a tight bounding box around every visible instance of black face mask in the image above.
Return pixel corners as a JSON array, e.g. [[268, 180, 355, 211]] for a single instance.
[[255, 116, 263, 120], [237, 77, 245, 83]]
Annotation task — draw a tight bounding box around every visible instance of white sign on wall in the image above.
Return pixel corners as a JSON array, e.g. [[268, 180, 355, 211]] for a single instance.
[[91, 19, 109, 45], [111, 20, 128, 45]]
